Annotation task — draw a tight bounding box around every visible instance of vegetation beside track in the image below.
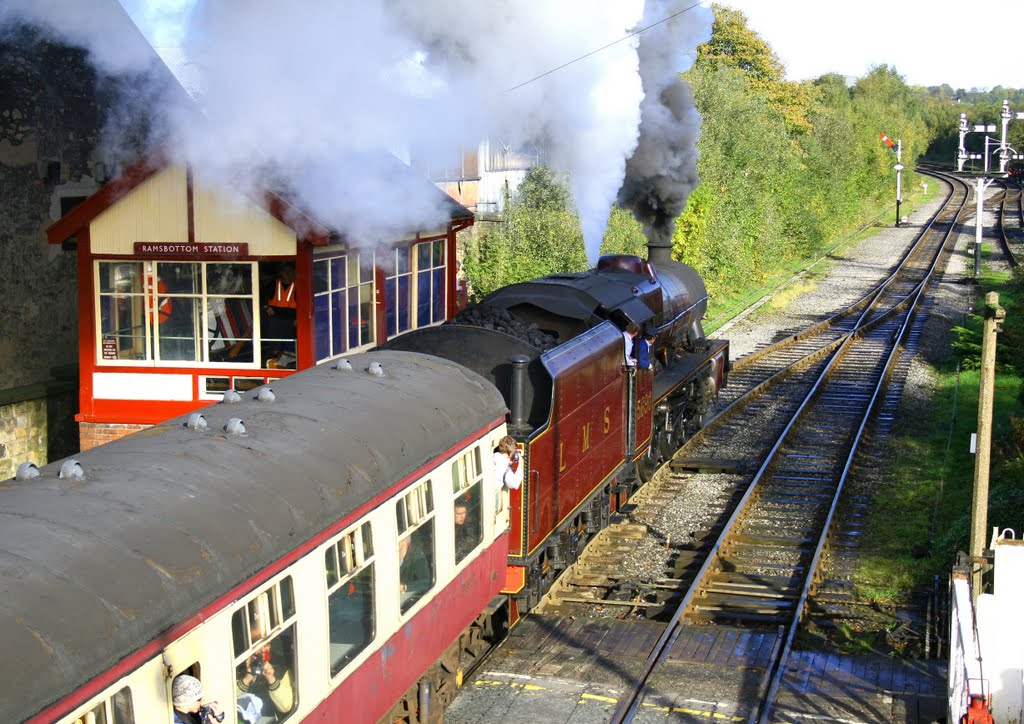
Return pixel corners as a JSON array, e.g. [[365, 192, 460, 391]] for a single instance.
[[854, 260, 1024, 612]]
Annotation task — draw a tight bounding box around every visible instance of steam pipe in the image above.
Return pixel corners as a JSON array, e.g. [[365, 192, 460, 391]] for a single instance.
[[647, 239, 673, 267]]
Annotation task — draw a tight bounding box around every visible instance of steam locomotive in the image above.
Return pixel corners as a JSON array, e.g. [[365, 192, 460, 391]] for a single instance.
[[3, 248, 726, 723]]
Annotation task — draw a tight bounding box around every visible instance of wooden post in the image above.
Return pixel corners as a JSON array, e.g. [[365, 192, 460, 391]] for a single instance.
[[970, 291, 1004, 599]]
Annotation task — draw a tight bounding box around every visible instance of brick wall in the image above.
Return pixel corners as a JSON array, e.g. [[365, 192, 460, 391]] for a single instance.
[[79, 421, 149, 451]]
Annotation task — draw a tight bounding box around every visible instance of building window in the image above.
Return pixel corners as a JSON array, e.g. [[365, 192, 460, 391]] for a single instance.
[[416, 240, 446, 328], [325, 521, 375, 677], [66, 687, 133, 724], [231, 578, 298, 722], [452, 446, 484, 564], [396, 480, 435, 614], [96, 261, 259, 366], [384, 246, 413, 338], [313, 250, 376, 363]]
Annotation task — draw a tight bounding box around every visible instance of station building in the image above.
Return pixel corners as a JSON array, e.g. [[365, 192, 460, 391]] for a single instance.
[[47, 151, 473, 449]]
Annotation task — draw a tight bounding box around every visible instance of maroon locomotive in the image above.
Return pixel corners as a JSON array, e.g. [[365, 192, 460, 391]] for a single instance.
[[384, 243, 728, 616]]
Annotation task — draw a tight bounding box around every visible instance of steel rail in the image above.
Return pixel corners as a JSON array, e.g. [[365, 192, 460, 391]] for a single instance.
[[609, 170, 969, 724]]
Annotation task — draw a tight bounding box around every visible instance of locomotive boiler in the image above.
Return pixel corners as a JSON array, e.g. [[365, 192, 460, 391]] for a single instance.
[[383, 248, 728, 613]]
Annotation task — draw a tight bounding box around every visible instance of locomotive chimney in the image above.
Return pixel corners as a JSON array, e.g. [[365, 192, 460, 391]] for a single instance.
[[508, 354, 531, 434], [646, 234, 672, 267]]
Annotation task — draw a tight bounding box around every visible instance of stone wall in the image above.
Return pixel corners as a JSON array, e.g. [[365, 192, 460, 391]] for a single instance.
[[0, 374, 78, 479]]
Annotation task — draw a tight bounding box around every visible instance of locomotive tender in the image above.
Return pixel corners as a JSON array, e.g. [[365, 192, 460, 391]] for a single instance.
[[3, 249, 726, 723]]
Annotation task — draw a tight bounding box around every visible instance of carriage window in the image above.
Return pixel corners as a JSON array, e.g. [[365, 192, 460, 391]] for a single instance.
[[397, 481, 436, 613], [231, 578, 298, 722], [67, 686, 133, 724], [325, 521, 375, 676], [452, 446, 485, 563]]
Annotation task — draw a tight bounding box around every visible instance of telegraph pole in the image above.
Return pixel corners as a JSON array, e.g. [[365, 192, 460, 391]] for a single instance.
[[970, 292, 1004, 598]]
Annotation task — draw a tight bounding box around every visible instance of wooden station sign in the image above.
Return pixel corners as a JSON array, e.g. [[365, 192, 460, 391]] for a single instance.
[[133, 241, 249, 259]]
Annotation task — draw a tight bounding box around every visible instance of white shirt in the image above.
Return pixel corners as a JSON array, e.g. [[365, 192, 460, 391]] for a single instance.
[[623, 331, 637, 366], [494, 451, 523, 490]]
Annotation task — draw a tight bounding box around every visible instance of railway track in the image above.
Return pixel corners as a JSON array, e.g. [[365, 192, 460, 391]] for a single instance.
[[996, 179, 1023, 266], [493, 170, 967, 723], [605, 170, 969, 722]]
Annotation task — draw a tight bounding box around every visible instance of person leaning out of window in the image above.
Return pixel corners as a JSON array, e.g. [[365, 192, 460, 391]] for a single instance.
[[493, 435, 523, 490]]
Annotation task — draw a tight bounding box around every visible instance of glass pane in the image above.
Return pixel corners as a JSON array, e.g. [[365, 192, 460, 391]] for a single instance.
[[111, 687, 134, 724], [396, 502, 407, 534], [281, 577, 295, 618], [331, 290, 345, 355], [399, 521, 435, 613], [359, 285, 373, 346], [397, 246, 410, 274], [348, 293, 359, 349], [432, 268, 444, 322], [331, 256, 346, 291], [432, 239, 444, 265], [158, 297, 199, 361], [99, 293, 146, 361], [328, 565, 375, 676], [452, 461, 461, 493], [361, 522, 373, 557], [325, 548, 338, 586], [455, 483, 483, 563], [397, 276, 410, 334], [235, 624, 297, 721], [315, 293, 330, 361], [385, 278, 396, 337], [359, 255, 374, 284], [84, 701, 107, 724], [347, 254, 359, 287], [99, 261, 141, 294], [154, 262, 199, 296], [234, 378, 265, 391], [232, 608, 249, 657], [314, 260, 329, 295], [417, 271, 430, 327], [207, 297, 253, 363], [206, 263, 252, 295], [417, 242, 431, 269]]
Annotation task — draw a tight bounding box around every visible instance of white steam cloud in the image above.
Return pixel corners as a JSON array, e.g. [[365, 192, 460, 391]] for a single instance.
[[2, 0, 712, 263]]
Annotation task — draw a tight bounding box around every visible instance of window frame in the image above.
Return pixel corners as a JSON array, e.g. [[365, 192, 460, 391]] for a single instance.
[[324, 520, 377, 679], [94, 259, 261, 368]]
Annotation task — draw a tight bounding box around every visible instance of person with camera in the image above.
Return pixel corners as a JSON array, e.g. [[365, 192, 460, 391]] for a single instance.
[[494, 435, 523, 490], [236, 642, 295, 721], [171, 674, 226, 724]]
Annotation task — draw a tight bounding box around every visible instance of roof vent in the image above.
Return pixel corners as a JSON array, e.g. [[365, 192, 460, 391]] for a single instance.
[[59, 459, 85, 480], [225, 418, 246, 435], [16, 462, 39, 481], [222, 389, 242, 403], [335, 359, 352, 371], [256, 387, 275, 403], [185, 413, 208, 430], [368, 361, 384, 377]]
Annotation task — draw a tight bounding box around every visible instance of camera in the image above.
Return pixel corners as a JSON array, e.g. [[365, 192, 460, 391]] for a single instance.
[[250, 660, 264, 677], [512, 450, 522, 462], [198, 704, 225, 724]]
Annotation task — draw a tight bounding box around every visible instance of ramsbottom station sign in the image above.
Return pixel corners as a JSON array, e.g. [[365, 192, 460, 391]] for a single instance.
[[134, 241, 249, 258]]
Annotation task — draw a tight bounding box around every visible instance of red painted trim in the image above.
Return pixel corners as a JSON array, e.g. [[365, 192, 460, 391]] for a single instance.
[[446, 229, 457, 319], [46, 151, 169, 244], [30, 416, 508, 723], [78, 229, 96, 421], [295, 248, 315, 370], [186, 164, 195, 244], [263, 191, 332, 246]]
